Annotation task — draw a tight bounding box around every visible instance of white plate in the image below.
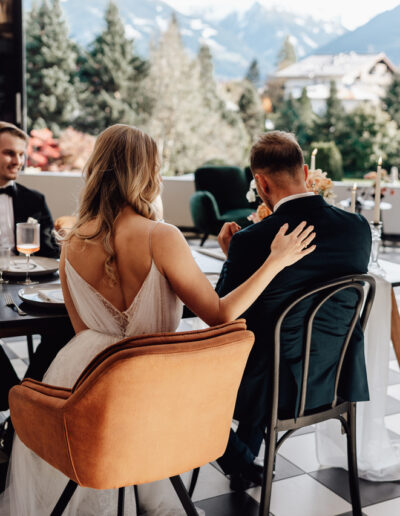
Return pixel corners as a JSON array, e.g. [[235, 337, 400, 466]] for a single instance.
[[3, 256, 59, 277], [18, 283, 64, 307]]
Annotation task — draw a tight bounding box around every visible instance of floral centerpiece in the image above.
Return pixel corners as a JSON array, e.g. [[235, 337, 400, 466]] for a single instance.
[[246, 169, 335, 223]]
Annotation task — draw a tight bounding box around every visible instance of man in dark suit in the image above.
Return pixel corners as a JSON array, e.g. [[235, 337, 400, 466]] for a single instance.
[[0, 123, 74, 437], [216, 131, 372, 490]]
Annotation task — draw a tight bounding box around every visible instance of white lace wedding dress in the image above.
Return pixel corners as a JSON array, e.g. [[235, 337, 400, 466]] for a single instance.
[[0, 246, 207, 516]]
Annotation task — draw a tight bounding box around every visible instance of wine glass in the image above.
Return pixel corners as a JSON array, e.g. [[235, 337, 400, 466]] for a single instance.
[[16, 222, 40, 285], [0, 247, 10, 284]]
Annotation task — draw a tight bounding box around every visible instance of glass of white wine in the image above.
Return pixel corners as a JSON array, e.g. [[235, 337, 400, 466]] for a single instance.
[[16, 222, 40, 285], [0, 247, 10, 284]]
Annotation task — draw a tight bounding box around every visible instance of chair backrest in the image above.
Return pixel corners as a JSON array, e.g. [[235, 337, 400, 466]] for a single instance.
[[10, 320, 254, 489], [270, 274, 375, 421], [194, 166, 250, 212]]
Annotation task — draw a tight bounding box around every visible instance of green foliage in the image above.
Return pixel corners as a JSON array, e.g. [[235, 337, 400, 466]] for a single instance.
[[245, 59, 261, 88], [313, 81, 346, 142], [76, 1, 148, 133], [144, 24, 249, 175], [276, 36, 296, 71], [274, 88, 315, 149], [25, 0, 79, 134], [339, 103, 400, 174], [383, 73, 400, 127], [309, 141, 343, 180], [238, 80, 265, 144]]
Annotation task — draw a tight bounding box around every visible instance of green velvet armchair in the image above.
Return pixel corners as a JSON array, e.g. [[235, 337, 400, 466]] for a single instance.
[[190, 166, 254, 245]]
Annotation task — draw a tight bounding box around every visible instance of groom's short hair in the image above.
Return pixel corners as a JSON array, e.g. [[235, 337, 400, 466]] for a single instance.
[[250, 131, 304, 178]]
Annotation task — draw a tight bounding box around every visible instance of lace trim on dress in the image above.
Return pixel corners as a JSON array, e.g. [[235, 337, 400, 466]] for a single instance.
[[65, 258, 156, 337]]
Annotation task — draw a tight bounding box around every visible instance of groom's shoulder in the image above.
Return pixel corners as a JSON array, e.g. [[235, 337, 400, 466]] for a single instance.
[[229, 213, 282, 255]]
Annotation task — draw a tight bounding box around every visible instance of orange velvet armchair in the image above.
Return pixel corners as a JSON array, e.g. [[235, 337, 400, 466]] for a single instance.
[[9, 320, 254, 515]]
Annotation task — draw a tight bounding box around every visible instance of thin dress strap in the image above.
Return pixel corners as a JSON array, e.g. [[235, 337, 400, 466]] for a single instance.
[[149, 220, 161, 259]]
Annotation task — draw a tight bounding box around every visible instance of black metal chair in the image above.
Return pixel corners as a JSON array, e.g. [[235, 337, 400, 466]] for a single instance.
[[259, 274, 376, 516]]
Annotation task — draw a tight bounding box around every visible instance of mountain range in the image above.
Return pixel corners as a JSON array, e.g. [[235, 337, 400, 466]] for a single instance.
[[22, 0, 346, 79], [22, 0, 400, 79], [316, 5, 400, 66]]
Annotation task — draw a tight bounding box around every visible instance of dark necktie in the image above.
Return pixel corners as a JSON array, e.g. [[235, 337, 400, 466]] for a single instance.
[[0, 186, 15, 197]]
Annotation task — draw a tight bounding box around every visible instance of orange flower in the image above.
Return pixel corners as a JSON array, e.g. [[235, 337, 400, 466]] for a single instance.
[[248, 203, 272, 223]]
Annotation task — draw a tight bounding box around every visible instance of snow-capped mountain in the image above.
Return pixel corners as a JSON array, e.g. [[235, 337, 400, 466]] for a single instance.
[[23, 0, 346, 80]]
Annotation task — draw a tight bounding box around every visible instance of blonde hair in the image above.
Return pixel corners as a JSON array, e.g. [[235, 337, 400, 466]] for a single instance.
[[66, 124, 161, 284]]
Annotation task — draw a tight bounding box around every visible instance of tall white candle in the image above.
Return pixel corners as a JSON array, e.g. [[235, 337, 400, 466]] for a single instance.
[[373, 157, 382, 224], [310, 148, 317, 171], [350, 183, 357, 213]]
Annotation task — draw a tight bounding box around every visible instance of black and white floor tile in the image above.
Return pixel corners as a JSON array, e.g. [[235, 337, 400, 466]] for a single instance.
[[1, 244, 400, 515]]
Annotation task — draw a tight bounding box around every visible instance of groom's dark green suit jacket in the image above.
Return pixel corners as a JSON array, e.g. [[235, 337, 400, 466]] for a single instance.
[[216, 195, 372, 423]]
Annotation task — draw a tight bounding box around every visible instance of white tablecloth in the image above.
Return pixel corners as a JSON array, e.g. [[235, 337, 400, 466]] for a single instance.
[[316, 275, 400, 481]]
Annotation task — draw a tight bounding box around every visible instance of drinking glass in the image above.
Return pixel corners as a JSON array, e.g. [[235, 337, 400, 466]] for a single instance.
[[0, 247, 10, 284], [16, 222, 40, 285]]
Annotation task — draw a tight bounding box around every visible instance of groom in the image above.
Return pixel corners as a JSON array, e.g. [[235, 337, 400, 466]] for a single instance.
[[216, 131, 372, 490]]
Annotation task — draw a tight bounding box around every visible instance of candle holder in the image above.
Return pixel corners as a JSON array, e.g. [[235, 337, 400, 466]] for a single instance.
[[368, 221, 385, 276]]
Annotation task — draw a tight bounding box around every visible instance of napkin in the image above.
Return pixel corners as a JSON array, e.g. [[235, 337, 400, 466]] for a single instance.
[[37, 289, 64, 303]]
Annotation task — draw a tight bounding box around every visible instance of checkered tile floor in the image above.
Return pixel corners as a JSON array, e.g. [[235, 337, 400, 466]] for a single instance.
[[1, 241, 400, 515]]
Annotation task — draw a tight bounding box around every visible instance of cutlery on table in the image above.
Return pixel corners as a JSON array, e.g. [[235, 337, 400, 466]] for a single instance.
[[3, 293, 28, 316]]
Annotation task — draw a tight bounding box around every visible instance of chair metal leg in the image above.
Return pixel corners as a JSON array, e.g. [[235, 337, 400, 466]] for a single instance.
[[169, 475, 198, 515], [200, 233, 209, 246], [259, 427, 276, 516], [117, 487, 125, 516], [50, 480, 78, 516], [133, 485, 140, 515], [346, 403, 362, 516], [188, 467, 200, 498], [26, 334, 34, 363]]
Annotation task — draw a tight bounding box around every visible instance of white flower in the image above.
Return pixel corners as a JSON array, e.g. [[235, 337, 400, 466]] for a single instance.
[[246, 190, 256, 203]]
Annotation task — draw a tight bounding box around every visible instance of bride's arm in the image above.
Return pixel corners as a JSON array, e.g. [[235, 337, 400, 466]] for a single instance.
[[59, 245, 89, 334], [152, 222, 315, 327]]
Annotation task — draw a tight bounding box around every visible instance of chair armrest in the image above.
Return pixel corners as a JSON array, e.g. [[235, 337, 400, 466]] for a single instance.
[[9, 382, 77, 481], [190, 191, 221, 234]]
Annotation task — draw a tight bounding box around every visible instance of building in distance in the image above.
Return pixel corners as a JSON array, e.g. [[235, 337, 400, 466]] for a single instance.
[[275, 52, 396, 114]]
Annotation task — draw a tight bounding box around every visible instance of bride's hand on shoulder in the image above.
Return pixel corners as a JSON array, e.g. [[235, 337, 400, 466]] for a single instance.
[[270, 221, 316, 268]]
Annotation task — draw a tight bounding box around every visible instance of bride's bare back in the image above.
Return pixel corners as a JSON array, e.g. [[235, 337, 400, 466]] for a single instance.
[[60, 207, 160, 332]]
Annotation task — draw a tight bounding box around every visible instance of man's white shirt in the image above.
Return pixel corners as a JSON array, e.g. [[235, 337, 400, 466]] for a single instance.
[[273, 192, 315, 212]]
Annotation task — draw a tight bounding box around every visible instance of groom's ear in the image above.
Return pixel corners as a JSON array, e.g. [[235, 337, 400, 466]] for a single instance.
[[255, 172, 269, 195], [304, 164, 308, 182]]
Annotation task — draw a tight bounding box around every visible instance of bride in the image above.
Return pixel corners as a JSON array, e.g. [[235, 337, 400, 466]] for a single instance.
[[0, 124, 315, 515]]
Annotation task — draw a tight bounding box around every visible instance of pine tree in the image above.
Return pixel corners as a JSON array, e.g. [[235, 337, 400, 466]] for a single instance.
[[77, 1, 148, 133], [313, 80, 346, 142], [276, 36, 297, 71], [238, 80, 265, 144], [383, 73, 400, 126], [339, 103, 400, 173], [25, 0, 79, 134], [295, 87, 315, 149], [274, 94, 299, 132], [144, 18, 248, 174], [245, 59, 261, 88]]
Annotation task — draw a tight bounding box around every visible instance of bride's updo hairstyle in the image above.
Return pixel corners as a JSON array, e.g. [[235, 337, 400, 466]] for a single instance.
[[66, 124, 161, 283]]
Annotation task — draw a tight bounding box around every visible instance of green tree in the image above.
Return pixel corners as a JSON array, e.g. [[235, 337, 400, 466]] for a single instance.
[[339, 103, 400, 174], [276, 36, 296, 71], [25, 0, 79, 134], [313, 80, 346, 142], [383, 73, 400, 126], [309, 141, 343, 180], [245, 59, 261, 88], [77, 1, 148, 133], [295, 87, 315, 149], [274, 94, 299, 133], [145, 19, 249, 174], [238, 80, 265, 143]]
